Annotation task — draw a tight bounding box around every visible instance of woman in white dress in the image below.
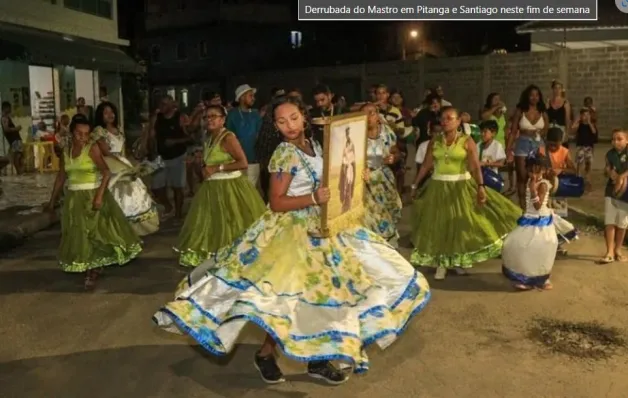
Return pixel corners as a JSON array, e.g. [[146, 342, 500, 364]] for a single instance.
[[153, 96, 431, 385], [93, 102, 159, 236], [502, 151, 557, 290]]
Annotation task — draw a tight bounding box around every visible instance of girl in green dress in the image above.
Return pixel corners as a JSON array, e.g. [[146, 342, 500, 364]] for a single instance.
[[175, 105, 266, 267], [410, 107, 521, 280], [45, 114, 142, 290]]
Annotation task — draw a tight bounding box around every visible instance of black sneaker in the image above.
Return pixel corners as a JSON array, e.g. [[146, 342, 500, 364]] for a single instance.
[[253, 352, 285, 384], [307, 360, 348, 385]]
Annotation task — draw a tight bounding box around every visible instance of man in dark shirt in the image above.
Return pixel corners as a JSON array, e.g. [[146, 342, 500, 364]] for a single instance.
[[150, 95, 192, 220], [603, 129, 628, 263], [572, 107, 597, 185], [310, 84, 344, 146], [1, 101, 24, 174], [412, 93, 442, 146]]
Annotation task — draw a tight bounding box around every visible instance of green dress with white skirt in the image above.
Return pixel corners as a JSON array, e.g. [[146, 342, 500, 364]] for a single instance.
[[175, 129, 266, 267], [59, 143, 142, 272], [410, 134, 520, 268]]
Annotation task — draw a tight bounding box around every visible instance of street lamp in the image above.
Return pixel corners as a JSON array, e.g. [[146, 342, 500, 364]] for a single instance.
[[402, 29, 419, 60]]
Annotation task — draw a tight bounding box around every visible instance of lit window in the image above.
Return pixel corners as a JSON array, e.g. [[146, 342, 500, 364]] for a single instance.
[[167, 88, 176, 100], [150, 45, 161, 63], [181, 89, 189, 108], [290, 31, 302, 49], [199, 40, 209, 59], [176, 43, 187, 60]]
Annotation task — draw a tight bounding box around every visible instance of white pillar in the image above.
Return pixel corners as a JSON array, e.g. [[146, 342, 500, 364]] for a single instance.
[[92, 70, 100, 106]]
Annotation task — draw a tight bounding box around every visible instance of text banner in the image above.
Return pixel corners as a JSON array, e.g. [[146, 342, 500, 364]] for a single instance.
[[298, 0, 597, 20]]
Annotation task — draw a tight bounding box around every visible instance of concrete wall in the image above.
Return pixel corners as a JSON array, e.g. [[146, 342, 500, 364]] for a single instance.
[[222, 47, 628, 138], [0, 0, 126, 45]]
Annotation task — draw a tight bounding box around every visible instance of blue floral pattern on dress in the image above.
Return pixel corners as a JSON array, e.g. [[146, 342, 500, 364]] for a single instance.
[[155, 140, 431, 374]]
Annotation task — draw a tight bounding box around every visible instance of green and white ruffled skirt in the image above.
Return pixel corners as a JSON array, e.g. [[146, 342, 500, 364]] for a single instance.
[[59, 185, 142, 273], [410, 172, 521, 268]]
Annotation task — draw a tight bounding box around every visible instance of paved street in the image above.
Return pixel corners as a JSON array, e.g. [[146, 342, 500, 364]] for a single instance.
[[2, 205, 628, 398]]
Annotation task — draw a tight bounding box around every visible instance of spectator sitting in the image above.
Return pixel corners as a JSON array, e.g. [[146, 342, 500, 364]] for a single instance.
[[33, 121, 52, 141]]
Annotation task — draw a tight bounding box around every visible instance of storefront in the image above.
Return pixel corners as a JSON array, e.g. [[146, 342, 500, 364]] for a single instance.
[[0, 22, 142, 158]]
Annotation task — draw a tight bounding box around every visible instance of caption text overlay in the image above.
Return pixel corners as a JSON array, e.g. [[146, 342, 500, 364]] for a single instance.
[[298, 0, 597, 20]]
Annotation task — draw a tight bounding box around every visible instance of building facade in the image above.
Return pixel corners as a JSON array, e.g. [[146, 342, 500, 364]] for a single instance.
[[138, 0, 294, 108], [0, 0, 140, 157], [517, 10, 628, 52]]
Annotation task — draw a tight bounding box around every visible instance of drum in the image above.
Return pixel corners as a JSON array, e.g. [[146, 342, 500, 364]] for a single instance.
[[552, 175, 585, 198], [482, 167, 504, 192]]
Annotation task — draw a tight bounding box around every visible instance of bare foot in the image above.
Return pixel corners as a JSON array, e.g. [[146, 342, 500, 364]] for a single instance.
[[541, 280, 553, 290], [615, 252, 627, 262]]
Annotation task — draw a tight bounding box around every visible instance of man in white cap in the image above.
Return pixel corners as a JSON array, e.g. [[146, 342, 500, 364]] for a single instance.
[[226, 84, 263, 187]]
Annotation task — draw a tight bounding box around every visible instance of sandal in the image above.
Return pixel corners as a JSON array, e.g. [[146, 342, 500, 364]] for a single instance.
[[615, 253, 627, 262], [598, 255, 615, 264], [513, 283, 533, 291]]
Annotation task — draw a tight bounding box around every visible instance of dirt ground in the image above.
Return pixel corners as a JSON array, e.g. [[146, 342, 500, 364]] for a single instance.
[[1, 206, 627, 398]]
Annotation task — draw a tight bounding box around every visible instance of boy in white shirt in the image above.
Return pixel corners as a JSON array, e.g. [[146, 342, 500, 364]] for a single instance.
[[478, 120, 506, 174]]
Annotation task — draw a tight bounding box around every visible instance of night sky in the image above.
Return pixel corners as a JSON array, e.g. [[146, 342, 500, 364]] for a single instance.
[[118, 0, 529, 58]]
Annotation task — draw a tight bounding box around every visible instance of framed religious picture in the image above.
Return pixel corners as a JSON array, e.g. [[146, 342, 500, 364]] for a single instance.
[[320, 112, 368, 237]]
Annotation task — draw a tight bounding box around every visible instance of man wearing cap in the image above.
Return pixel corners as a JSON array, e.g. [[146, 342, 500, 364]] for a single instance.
[[226, 84, 263, 188]]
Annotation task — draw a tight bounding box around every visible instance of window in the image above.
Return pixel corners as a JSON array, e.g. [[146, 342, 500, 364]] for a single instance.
[[291, 31, 303, 49], [176, 43, 187, 60], [64, 0, 112, 19], [181, 89, 189, 108], [150, 45, 161, 64], [167, 88, 176, 100], [199, 40, 208, 59]]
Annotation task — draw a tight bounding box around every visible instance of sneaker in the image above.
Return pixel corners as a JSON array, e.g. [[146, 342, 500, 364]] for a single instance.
[[434, 267, 447, 280], [454, 267, 468, 276], [253, 352, 285, 384], [307, 360, 348, 385]]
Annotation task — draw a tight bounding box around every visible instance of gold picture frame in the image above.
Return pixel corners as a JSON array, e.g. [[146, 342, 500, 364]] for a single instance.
[[320, 112, 368, 237]]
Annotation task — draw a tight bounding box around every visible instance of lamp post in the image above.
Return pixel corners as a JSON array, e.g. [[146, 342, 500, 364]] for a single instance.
[[401, 29, 419, 60]]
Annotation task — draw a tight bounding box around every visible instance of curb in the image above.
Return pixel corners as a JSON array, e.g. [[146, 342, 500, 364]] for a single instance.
[[0, 211, 59, 253], [568, 205, 604, 229]]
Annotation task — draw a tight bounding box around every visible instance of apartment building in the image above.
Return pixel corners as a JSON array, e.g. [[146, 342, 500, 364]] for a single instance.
[[0, 0, 140, 155], [138, 0, 293, 108]]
